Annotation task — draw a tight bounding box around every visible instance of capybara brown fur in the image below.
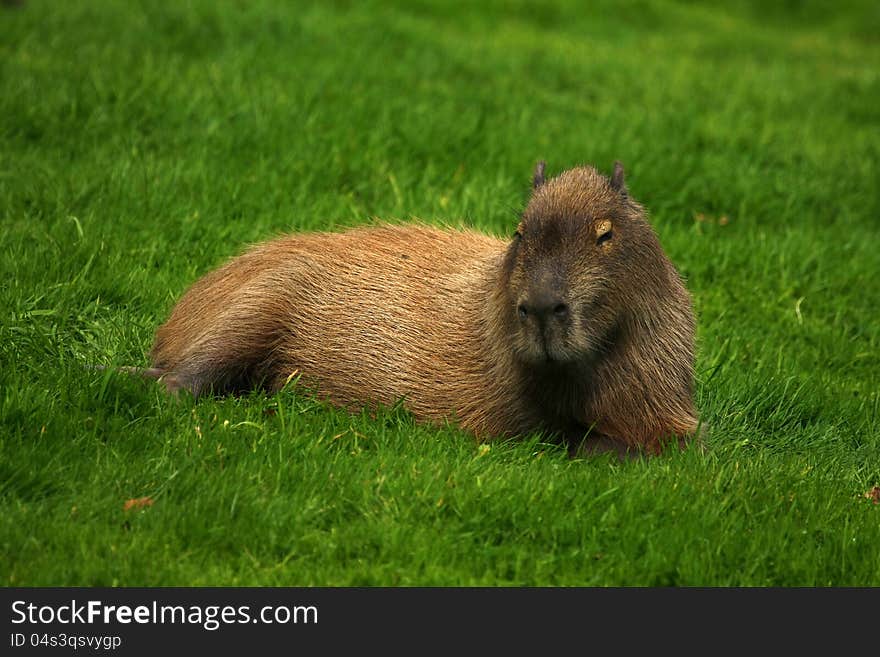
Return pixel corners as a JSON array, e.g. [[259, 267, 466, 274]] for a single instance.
[[148, 161, 699, 455]]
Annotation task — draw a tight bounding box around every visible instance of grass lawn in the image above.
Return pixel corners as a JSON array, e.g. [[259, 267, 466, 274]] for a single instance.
[[1, 0, 879, 586]]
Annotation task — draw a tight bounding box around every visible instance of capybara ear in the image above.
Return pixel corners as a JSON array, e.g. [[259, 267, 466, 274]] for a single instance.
[[532, 160, 547, 190], [610, 160, 627, 195]]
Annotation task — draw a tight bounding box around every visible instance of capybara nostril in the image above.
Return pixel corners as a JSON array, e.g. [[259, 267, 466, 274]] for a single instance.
[[521, 293, 567, 324]]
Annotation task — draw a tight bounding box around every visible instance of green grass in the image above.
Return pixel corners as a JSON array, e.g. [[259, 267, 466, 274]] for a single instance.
[[2, 0, 879, 586]]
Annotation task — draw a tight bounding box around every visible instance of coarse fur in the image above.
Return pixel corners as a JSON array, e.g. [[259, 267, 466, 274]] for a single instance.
[[146, 162, 699, 456]]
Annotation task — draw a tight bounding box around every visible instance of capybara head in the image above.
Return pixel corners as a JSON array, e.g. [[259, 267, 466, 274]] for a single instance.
[[502, 161, 661, 367]]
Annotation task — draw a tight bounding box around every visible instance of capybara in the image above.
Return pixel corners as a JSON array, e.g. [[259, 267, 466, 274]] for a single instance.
[[145, 161, 699, 455]]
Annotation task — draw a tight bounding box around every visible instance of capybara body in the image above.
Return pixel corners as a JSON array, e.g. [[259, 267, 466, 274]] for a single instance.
[[150, 162, 699, 454]]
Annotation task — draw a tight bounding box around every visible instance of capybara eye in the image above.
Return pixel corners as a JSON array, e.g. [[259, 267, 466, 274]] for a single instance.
[[595, 219, 613, 246], [518, 304, 528, 320]]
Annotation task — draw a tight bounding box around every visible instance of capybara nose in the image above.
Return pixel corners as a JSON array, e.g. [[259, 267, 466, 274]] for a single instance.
[[518, 293, 569, 324]]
